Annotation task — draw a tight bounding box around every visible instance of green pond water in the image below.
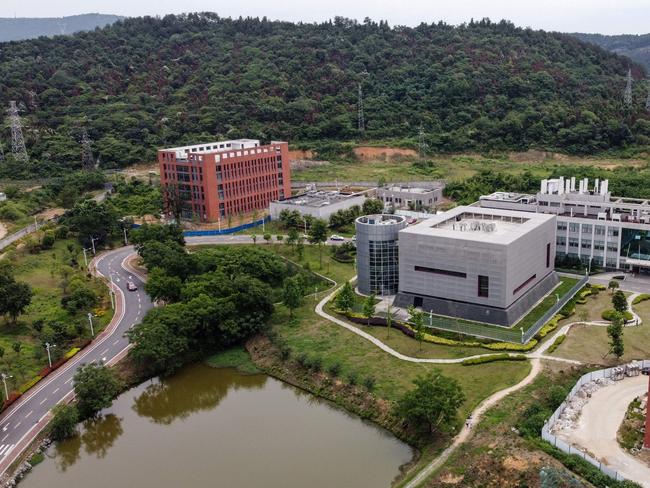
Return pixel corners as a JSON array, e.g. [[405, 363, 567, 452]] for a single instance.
[[21, 364, 414, 488]]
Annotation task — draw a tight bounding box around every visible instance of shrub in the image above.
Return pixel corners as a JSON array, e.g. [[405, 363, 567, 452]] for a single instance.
[[483, 340, 538, 351], [19, 375, 43, 394], [55, 225, 69, 239], [327, 362, 342, 377], [49, 404, 79, 441], [547, 335, 566, 353], [279, 344, 291, 360], [347, 371, 359, 386], [363, 376, 376, 391], [632, 293, 650, 305], [536, 315, 562, 339], [462, 354, 526, 366], [602, 309, 633, 322], [41, 231, 56, 250]]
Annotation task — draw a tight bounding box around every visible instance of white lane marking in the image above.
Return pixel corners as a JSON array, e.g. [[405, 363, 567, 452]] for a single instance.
[[13, 422, 20, 430], [39, 398, 47, 405], [113, 340, 119, 346], [1, 434, 8, 442], [100, 348, 109, 356], [52, 388, 60, 395], [64, 378, 72, 384], [1, 424, 8, 432], [0, 445, 9, 455], [5, 444, 16, 456], [24, 411, 32, 419]]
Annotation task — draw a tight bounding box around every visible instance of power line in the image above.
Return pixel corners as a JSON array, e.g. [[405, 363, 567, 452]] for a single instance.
[[418, 124, 427, 160], [7, 101, 28, 162], [81, 128, 95, 170], [357, 82, 364, 134], [623, 69, 633, 107]]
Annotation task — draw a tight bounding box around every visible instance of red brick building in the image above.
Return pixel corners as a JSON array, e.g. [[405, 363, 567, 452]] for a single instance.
[[158, 139, 291, 222]]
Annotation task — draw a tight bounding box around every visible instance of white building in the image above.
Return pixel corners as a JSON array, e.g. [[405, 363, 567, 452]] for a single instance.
[[394, 206, 558, 326], [269, 190, 367, 220], [479, 177, 650, 273]]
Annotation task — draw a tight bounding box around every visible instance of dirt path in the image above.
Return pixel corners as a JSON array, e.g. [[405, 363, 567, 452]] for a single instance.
[[556, 375, 650, 487]]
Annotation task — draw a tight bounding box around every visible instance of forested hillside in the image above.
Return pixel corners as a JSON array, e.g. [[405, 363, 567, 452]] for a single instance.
[[573, 32, 650, 71], [0, 13, 649, 178], [0, 14, 122, 42]]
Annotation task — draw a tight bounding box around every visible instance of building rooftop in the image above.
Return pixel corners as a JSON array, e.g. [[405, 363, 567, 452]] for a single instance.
[[384, 185, 440, 194], [356, 214, 406, 226], [160, 139, 263, 157], [400, 206, 555, 244], [275, 190, 363, 208]]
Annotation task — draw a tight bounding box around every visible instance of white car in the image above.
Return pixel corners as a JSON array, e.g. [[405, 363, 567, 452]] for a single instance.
[[329, 235, 345, 241], [127, 281, 138, 292]]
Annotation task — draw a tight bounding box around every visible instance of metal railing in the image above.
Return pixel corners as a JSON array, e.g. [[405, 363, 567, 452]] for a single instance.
[[541, 360, 650, 484], [415, 275, 588, 344]]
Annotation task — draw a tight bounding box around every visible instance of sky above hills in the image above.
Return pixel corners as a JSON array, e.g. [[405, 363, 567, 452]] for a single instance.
[[0, 0, 648, 35]]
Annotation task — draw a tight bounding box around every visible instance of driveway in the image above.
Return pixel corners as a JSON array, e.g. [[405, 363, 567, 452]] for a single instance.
[[557, 375, 650, 487]]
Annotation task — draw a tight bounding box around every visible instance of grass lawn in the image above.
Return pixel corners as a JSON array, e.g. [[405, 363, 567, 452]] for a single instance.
[[267, 245, 532, 418], [0, 238, 113, 391], [205, 348, 260, 374], [552, 290, 650, 365], [515, 276, 580, 332], [292, 152, 646, 185]]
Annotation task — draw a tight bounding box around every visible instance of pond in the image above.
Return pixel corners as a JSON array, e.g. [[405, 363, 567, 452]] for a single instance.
[[21, 364, 414, 488]]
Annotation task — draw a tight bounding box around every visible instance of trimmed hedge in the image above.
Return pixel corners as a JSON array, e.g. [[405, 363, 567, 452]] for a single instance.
[[462, 354, 527, 366], [547, 335, 566, 354], [601, 309, 634, 322], [632, 293, 650, 305], [483, 340, 538, 352]]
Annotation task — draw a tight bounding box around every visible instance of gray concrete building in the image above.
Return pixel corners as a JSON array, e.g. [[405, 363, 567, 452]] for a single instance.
[[377, 184, 444, 211], [394, 206, 558, 326], [355, 214, 407, 296], [478, 177, 650, 273], [269, 190, 367, 220]]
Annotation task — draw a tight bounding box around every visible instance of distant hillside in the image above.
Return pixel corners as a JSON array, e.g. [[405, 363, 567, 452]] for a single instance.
[[0, 14, 122, 42], [573, 32, 650, 71], [0, 14, 648, 178]]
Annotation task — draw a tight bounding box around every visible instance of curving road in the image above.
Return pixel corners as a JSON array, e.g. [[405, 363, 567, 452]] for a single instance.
[[0, 246, 152, 477]]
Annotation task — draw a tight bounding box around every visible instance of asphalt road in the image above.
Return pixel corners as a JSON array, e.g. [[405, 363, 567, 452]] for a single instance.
[[0, 246, 152, 476]]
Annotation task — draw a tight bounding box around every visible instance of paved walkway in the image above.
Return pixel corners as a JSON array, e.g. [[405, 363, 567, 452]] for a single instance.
[[555, 375, 650, 488]]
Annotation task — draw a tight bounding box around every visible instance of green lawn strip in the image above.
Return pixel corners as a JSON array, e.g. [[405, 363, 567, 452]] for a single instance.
[[205, 348, 260, 374], [267, 245, 532, 417], [555, 292, 650, 365], [0, 239, 113, 390]]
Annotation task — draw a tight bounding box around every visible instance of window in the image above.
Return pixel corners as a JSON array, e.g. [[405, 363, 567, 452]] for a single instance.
[[478, 275, 489, 298], [513, 274, 536, 295], [546, 243, 551, 268], [414, 266, 466, 278], [569, 223, 580, 233], [581, 224, 592, 234], [595, 225, 605, 235], [557, 222, 567, 231]]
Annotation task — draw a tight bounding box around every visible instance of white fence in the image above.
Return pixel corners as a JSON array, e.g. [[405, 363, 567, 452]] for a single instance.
[[541, 360, 650, 483]]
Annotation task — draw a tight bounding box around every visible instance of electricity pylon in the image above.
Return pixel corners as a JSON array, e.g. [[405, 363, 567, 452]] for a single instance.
[[8, 101, 28, 162]]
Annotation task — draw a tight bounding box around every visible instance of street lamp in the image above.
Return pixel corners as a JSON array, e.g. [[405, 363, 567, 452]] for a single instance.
[[82, 247, 93, 268], [109, 275, 115, 310], [44, 342, 56, 368], [0, 373, 12, 401], [89, 236, 98, 255], [87, 312, 95, 337], [520, 327, 524, 343]]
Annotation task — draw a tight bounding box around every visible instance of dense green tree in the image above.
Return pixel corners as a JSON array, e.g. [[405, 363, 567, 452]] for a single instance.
[[362, 293, 376, 326], [607, 313, 625, 359], [408, 305, 426, 351], [130, 223, 184, 252], [49, 404, 79, 441], [608, 280, 620, 292], [73, 363, 121, 419], [0, 273, 33, 324], [144, 268, 183, 303], [362, 199, 384, 215], [612, 290, 628, 314], [1, 14, 646, 179], [63, 199, 118, 246], [308, 219, 328, 268], [335, 281, 355, 312], [282, 275, 304, 318], [397, 369, 466, 435]]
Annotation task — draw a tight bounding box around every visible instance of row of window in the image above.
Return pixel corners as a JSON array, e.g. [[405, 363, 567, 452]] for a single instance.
[[367, 240, 400, 295], [558, 221, 619, 237], [216, 157, 282, 181]]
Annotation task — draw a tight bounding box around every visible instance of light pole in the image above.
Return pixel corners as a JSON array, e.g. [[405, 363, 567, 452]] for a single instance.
[[45, 342, 56, 368], [0, 373, 12, 401], [520, 327, 524, 343], [89, 236, 98, 255], [87, 312, 95, 337], [109, 275, 115, 310], [123, 227, 128, 246]]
